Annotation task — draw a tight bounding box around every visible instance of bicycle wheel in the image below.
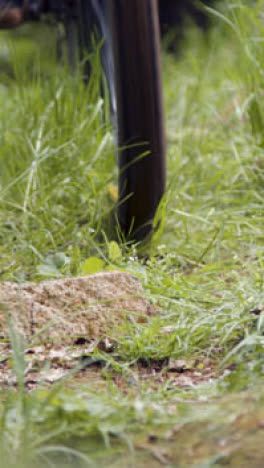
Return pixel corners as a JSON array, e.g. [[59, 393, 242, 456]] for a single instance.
[[110, 0, 166, 240], [75, 0, 116, 115], [75, 0, 166, 240]]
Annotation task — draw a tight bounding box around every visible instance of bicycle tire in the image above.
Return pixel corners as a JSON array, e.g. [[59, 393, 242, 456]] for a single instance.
[[109, 0, 166, 240], [75, 0, 166, 240]]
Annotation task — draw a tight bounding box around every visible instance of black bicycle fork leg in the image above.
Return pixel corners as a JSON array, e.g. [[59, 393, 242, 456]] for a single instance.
[[109, 0, 166, 240]]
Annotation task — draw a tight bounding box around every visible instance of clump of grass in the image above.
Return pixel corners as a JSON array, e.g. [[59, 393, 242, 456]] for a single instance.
[[0, 25, 117, 282]]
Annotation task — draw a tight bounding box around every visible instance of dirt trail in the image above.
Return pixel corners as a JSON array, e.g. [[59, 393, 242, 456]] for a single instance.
[[1, 273, 263, 466]]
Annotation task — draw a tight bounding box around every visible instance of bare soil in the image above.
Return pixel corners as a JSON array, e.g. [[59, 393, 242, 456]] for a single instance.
[[0, 271, 154, 343], [0, 271, 155, 387]]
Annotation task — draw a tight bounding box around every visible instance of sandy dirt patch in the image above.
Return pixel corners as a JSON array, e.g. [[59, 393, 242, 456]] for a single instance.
[[0, 271, 154, 344]]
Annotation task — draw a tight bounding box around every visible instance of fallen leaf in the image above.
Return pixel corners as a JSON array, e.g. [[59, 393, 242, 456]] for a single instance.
[[41, 368, 68, 383], [168, 359, 194, 372]]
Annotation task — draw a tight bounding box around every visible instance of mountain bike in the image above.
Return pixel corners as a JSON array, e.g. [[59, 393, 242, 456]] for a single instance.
[[0, 0, 166, 241]]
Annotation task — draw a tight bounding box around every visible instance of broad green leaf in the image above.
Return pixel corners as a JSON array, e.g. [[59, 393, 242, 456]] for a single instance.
[[52, 252, 71, 268], [108, 241, 122, 262], [37, 264, 61, 277], [80, 257, 105, 275]]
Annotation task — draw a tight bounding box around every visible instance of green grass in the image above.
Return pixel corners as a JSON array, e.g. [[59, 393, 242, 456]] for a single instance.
[[1, 2, 264, 466]]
